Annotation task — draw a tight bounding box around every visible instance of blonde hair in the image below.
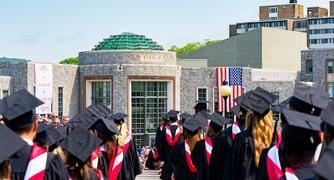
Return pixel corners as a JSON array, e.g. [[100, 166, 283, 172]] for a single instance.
[[53, 146, 66, 162], [245, 111, 274, 167], [117, 124, 129, 147], [187, 130, 204, 152]]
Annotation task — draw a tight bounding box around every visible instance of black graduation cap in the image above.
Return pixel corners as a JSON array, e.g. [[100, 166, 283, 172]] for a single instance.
[[92, 117, 120, 136], [272, 98, 290, 113], [234, 91, 254, 111], [231, 105, 241, 118], [86, 104, 107, 119], [68, 110, 96, 130], [247, 87, 278, 116], [179, 112, 192, 120], [289, 81, 329, 115], [314, 140, 334, 179], [60, 126, 103, 163], [195, 110, 209, 130], [320, 101, 334, 128], [55, 126, 68, 140], [0, 124, 26, 164], [182, 117, 202, 135], [283, 108, 321, 131], [281, 108, 322, 154], [0, 89, 44, 130], [96, 104, 112, 116], [209, 113, 232, 127], [112, 112, 128, 124], [35, 124, 64, 150], [166, 110, 179, 119], [194, 100, 209, 110]]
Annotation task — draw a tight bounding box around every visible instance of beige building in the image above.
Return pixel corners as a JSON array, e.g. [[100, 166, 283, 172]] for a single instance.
[[178, 28, 308, 71]]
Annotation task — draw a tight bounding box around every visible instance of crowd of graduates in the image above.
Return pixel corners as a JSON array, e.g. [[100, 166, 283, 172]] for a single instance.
[[0, 90, 141, 180], [148, 81, 334, 180], [1, 79, 334, 180]]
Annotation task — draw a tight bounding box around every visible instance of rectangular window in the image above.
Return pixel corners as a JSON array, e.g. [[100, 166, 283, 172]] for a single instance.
[[328, 61, 334, 73], [197, 87, 207, 102], [271, 92, 280, 105], [213, 88, 218, 113], [328, 82, 334, 99], [1, 90, 9, 99], [58, 87, 63, 119], [131, 82, 168, 147], [305, 59, 313, 74], [269, 7, 278, 13], [91, 81, 111, 108]]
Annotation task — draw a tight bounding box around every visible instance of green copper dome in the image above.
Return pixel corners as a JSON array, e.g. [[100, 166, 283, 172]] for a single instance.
[[93, 32, 164, 51]]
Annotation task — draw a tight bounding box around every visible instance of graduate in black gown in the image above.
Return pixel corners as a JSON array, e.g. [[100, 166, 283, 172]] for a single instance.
[[0, 90, 69, 180], [155, 114, 167, 160], [0, 124, 26, 179], [279, 109, 322, 180], [320, 101, 334, 149], [257, 81, 329, 180], [229, 87, 277, 180], [191, 112, 229, 180], [61, 126, 103, 180], [145, 147, 160, 170], [160, 110, 182, 180], [112, 113, 142, 180], [209, 102, 247, 180], [314, 140, 334, 180], [170, 116, 203, 180]]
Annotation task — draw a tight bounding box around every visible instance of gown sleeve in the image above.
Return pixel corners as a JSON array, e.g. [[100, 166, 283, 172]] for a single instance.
[[256, 148, 270, 180], [230, 132, 244, 180], [44, 154, 70, 180], [130, 140, 142, 176]]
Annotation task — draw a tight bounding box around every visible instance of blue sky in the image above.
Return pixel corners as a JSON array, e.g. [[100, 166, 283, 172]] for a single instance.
[[0, 0, 331, 63]]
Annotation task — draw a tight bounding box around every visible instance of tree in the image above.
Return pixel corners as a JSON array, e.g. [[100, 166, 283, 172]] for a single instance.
[[59, 57, 79, 65], [169, 39, 220, 55]]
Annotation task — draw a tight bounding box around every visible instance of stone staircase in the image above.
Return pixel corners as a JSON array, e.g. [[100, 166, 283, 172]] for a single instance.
[[136, 170, 160, 180]]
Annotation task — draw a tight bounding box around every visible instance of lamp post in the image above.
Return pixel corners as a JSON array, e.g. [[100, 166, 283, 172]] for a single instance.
[[221, 80, 232, 128]]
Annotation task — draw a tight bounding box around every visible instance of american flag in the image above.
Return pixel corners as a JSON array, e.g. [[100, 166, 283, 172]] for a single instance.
[[216, 67, 243, 112]]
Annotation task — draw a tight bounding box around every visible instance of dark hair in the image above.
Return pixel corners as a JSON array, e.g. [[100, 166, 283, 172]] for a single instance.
[[66, 153, 92, 180], [0, 160, 10, 179]]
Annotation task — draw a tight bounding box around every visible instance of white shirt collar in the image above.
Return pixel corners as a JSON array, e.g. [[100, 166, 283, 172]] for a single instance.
[[171, 122, 178, 126], [22, 138, 33, 146]]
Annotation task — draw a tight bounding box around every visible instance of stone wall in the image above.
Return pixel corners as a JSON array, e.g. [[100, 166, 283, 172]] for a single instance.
[[79, 50, 176, 66], [0, 62, 28, 92], [27, 63, 80, 118], [301, 49, 333, 91], [0, 76, 12, 91]]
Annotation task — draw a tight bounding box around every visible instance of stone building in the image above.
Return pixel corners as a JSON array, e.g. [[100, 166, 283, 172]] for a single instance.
[[0, 32, 299, 146]]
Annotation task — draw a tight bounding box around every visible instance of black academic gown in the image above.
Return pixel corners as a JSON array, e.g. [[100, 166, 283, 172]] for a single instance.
[[145, 150, 159, 170], [191, 139, 210, 180], [155, 125, 163, 159], [118, 140, 141, 180], [230, 130, 257, 180], [209, 126, 233, 180], [170, 141, 197, 180], [10, 143, 69, 180], [68, 168, 99, 180], [280, 164, 317, 180], [160, 123, 181, 180]]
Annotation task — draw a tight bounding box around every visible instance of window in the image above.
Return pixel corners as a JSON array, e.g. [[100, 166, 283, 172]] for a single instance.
[[131, 82, 168, 147], [213, 88, 218, 113], [197, 88, 207, 102], [305, 59, 313, 74], [1, 90, 9, 99], [271, 92, 280, 105], [270, 17, 278, 20], [269, 7, 278, 13], [328, 82, 334, 99], [91, 81, 111, 108], [58, 87, 63, 119], [328, 61, 334, 73]]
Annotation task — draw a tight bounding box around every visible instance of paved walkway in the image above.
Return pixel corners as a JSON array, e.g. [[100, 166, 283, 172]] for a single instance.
[[136, 170, 160, 180]]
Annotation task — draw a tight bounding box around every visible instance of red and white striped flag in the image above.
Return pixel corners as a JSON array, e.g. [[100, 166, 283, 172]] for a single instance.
[[216, 67, 243, 112]]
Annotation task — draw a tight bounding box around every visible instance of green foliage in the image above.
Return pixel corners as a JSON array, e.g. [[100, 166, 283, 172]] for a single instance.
[[59, 57, 79, 65], [169, 39, 220, 55]]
